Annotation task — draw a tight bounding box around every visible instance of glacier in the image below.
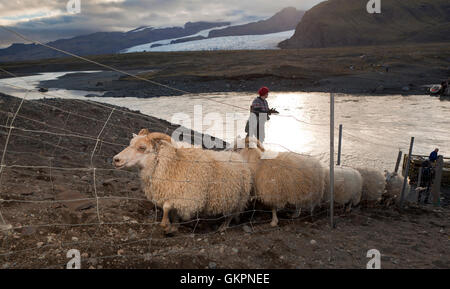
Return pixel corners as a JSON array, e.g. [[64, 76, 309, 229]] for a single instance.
[[122, 30, 295, 53]]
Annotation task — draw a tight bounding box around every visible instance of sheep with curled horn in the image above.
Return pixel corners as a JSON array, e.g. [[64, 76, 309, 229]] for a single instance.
[[113, 129, 252, 234]]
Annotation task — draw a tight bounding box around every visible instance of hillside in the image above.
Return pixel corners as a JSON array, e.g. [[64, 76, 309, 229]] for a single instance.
[[208, 7, 304, 37], [279, 0, 450, 48]]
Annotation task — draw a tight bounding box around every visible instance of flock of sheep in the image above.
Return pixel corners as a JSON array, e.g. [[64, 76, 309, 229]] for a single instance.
[[113, 129, 408, 234]]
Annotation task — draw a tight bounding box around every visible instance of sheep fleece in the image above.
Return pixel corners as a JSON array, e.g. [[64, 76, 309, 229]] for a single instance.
[[323, 166, 363, 206], [357, 167, 386, 201], [140, 145, 251, 221], [251, 151, 325, 210]]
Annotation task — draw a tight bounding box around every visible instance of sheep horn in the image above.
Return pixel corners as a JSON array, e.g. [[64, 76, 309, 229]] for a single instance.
[[138, 128, 150, 136], [147, 132, 174, 146]]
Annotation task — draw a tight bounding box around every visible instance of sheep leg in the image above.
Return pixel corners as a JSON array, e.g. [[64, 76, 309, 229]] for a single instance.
[[233, 214, 241, 224], [270, 208, 279, 227], [219, 216, 233, 232], [160, 201, 173, 229], [345, 202, 352, 213], [292, 207, 302, 218]]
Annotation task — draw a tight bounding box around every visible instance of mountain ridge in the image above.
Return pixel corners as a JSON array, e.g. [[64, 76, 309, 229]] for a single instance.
[[279, 0, 450, 49]]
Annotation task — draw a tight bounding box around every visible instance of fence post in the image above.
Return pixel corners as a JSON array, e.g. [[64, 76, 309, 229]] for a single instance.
[[394, 151, 402, 173], [417, 167, 423, 188], [400, 137, 414, 207], [337, 124, 343, 166], [431, 156, 443, 206], [330, 93, 335, 228]]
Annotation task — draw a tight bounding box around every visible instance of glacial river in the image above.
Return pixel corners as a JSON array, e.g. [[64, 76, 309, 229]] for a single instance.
[[1, 71, 449, 172]]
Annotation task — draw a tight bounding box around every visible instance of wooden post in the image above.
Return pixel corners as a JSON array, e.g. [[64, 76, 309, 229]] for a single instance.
[[417, 167, 423, 188], [330, 93, 335, 228], [337, 124, 343, 166], [400, 137, 414, 207], [394, 151, 403, 173], [431, 156, 443, 206]]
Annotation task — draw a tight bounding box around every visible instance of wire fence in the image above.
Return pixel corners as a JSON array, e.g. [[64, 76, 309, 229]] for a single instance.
[[0, 82, 422, 268], [0, 27, 444, 269]]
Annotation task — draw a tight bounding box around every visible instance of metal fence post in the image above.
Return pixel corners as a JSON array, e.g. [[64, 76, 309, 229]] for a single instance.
[[400, 137, 414, 207], [394, 151, 403, 173], [330, 93, 335, 228], [337, 124, 342, 166]]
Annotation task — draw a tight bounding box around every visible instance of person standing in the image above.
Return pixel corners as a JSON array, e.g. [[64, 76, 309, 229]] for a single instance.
[[245, 86, 278, 143], [429, 148, 439, 162]]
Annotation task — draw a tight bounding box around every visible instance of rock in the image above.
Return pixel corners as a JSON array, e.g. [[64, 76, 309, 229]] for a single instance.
[[0, 224, 12, 231], [117, 249, 124, 256], [208, 262, 217, 269], [36, 242, 44, 248], [72, 236, 79, 241], [242, 225, 252, 233], [22, 226, 36, 236], [310, 240, 317, 245], [2, 262, 10, 269], [232, 248, 239, 254]]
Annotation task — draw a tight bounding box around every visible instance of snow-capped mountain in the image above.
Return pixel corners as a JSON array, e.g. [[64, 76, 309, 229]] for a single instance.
[[0, 7, 304, 62]]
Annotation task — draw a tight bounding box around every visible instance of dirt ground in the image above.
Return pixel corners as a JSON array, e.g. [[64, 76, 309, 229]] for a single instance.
[[0, 94, 449, 269]]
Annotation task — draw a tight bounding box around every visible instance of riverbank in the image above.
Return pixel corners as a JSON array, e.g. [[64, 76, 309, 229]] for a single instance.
[[1, 42, 449, 97]]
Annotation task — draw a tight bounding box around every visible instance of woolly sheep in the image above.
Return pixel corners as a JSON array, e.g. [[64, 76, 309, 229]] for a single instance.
[[113, 129, 252, 234], [384, 171, 410, 204], [235, 137, 325, 227], [356, 167, 386, 202], [323, 166, 363, 211]]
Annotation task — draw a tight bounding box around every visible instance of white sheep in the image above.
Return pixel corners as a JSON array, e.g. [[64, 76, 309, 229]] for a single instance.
[[113, 129, 252, 234], [323, 166, 363, 211], [356, 167, 386, 204], [384, 170, 410, 205], [235, 137, 325, 227]]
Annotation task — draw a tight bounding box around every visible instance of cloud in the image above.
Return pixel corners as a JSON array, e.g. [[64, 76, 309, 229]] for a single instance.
[[0, 0, 324, 47]]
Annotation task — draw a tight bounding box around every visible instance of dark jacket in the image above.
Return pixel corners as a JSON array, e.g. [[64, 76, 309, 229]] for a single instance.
[[429, 151, 438, 162], [250, 97, 270, 120]]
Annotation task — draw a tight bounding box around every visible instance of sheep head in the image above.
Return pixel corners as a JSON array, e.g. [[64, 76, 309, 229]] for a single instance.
[[113, 130, 174, 169]]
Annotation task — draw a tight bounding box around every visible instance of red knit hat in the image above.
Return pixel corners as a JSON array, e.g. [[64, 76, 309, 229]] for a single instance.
[[258, 86, 269, 96]]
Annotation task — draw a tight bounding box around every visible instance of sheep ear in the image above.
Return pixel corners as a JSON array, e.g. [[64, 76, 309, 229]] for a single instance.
[[138, 128, 150, 136]]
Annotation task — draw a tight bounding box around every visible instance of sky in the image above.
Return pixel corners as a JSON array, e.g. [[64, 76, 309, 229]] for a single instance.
[[0, 0, 324, 48]]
